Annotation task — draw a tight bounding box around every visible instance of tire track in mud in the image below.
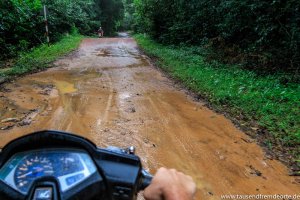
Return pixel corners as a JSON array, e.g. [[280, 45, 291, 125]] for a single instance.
[[96, 72, 114, 128], [0, 37, 299, 200]]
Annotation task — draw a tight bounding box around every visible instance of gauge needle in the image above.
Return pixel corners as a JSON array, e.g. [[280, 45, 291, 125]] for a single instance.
[[17, 171, 33, 179], [17, 167, 43, 179]]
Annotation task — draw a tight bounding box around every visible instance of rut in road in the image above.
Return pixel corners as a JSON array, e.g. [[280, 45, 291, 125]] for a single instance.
[[0, 37, 299, 199]]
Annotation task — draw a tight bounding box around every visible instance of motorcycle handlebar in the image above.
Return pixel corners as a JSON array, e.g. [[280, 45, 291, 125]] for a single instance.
[[139, 170, 153, 190]]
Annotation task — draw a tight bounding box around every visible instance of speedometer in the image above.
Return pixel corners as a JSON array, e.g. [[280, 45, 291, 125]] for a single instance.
[[14, 155, 54, 193], [0, 149, 97, 194]]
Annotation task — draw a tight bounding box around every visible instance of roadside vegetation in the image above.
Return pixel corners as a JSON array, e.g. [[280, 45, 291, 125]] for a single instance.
[[128, 0, 300, 77], [135, 34, 300, 163], [0, 33, 83, 81]]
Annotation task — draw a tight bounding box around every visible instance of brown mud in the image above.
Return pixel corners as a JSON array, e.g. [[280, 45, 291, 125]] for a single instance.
[[0, 37, 299, 199]]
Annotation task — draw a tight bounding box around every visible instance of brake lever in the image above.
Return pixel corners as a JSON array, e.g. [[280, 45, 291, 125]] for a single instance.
[[105, 146, 153, 192]]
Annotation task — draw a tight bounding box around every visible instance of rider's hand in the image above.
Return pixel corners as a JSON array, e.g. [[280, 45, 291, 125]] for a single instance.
[[144, 167, 196, 200]]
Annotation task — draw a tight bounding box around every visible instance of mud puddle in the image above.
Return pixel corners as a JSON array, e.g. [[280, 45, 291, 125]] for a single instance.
[[0, 38, 299, 199]]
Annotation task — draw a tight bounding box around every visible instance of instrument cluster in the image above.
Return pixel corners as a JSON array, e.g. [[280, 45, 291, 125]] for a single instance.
[[0, 149, 97, 194]]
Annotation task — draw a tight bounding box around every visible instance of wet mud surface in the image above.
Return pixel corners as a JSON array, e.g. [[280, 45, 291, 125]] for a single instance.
[[0, 38, 299, 199]]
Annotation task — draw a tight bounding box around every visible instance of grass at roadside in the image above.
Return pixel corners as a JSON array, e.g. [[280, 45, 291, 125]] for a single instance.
[[0, 34, 83, 80], [134, 34, 300, 161]]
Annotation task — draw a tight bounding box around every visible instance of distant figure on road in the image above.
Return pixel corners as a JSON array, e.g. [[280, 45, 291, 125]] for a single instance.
[[98, 27, 104, 38]]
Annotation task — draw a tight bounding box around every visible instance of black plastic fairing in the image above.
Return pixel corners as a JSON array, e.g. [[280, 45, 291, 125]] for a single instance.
[[0, 130, 97, 167], [0, 180, 24, 200]]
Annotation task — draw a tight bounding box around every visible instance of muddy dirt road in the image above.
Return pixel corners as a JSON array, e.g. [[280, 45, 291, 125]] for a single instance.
[[0, 37, 299, 199]]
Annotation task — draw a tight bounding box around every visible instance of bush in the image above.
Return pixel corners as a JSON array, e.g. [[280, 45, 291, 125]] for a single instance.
[[131, 0, 300, 74]]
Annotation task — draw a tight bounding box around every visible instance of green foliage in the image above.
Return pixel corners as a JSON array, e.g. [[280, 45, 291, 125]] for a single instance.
[[43, 0, 99, 40], [11, 0, 42, 11], [122, 0, 135, 30], [131, 0, 300, 74], [135, 34, 300, 152], [0, 0, 124, 60], [0, 33, 83, 78], [0, 0, 44, 59], [95, 0, 124, 35]]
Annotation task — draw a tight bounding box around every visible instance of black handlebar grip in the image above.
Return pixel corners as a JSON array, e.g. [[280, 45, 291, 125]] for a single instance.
[[139, 170, 153, 190]]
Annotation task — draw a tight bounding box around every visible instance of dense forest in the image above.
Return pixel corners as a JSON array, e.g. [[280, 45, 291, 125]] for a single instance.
[[124, 0, 300, 76], [0, 0, 123, 60]]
